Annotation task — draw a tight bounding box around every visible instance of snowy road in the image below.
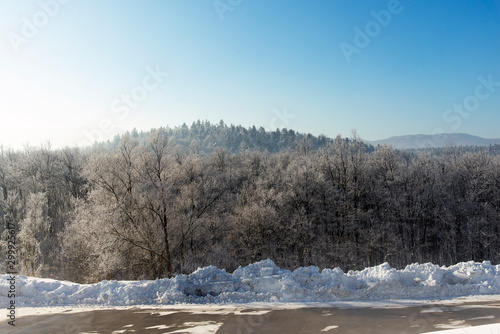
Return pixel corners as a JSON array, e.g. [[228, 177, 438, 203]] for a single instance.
[[2, 301, 499, 334]]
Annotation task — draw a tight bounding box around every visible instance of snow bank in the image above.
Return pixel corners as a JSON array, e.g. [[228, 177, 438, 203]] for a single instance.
[[2, 260, 500, 307], [423, 323, 500, 334]]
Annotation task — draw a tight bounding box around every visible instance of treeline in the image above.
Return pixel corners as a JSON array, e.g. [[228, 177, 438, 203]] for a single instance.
[[1, 128, 499, 283], [99, 120, 358, 154]]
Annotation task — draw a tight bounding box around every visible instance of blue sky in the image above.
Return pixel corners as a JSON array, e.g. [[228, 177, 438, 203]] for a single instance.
[[0, 0, 499, 149]]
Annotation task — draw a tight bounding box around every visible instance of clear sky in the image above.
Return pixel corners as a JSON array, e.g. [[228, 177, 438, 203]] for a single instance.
[[0, 0, 499, 149]]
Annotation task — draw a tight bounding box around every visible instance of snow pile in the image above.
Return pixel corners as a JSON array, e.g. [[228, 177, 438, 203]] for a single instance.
[[424, 323, 500, 334], [2, 260, 500, 307]]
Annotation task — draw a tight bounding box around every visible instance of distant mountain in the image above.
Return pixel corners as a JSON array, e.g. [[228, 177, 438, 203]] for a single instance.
[[101, 123, 498, 153], [365, 133, 500, 149]]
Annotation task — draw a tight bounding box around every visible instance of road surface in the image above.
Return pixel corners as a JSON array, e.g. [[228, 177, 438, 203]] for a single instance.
[[2, 300, 499, 334]]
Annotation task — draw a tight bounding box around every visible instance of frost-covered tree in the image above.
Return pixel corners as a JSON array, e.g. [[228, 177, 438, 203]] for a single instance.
[[79, 132, 172, 279], [61, 197, 129, 282], [3, 124, 500, 281], [18, 192, 50, 276]]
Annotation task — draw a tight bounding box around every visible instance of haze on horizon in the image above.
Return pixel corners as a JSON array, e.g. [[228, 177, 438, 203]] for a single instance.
[[0, 0, 499, 150]]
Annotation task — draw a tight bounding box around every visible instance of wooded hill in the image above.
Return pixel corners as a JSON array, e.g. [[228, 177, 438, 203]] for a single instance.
[[1, 121, 499, 283], [98, 120, 358, 154]]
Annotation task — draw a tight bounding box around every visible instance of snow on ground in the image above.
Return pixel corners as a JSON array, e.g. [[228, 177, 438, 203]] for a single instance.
[[145, 321, 223, 334], [2, 259, 500, 307], [423, 323, 500, 333]]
